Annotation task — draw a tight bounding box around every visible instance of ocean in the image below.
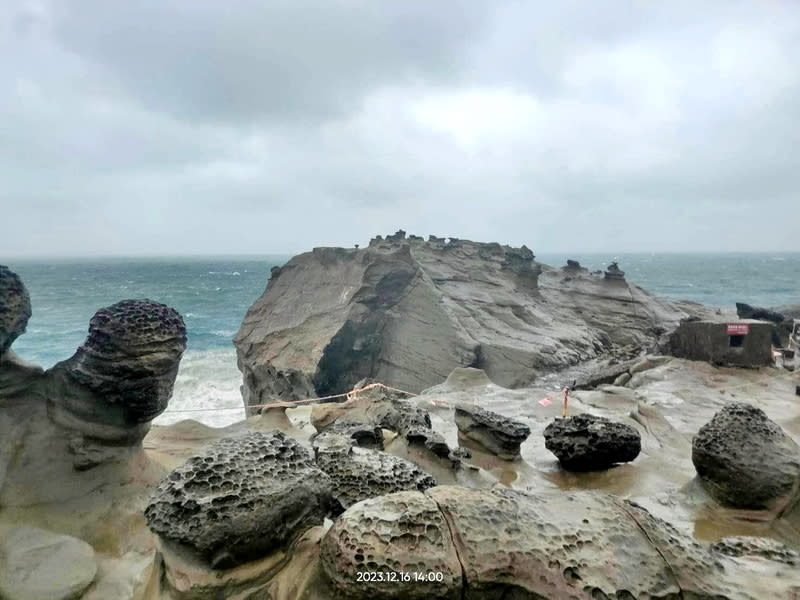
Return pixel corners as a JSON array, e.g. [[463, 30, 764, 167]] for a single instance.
[[4, 252, 798, 427]]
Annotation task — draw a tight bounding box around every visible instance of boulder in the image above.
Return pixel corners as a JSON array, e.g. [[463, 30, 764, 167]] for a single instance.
[[543, 413, 641, 471], [321, 486, 796, 600], [49, 299, 186, 433], [234, 235, 688, 411], [0, 265, 32, 356], [144, 431, 332, 569], [0, 526, 97, 600], [320, 490, 463, 600], [453, 402, 530, 459], [316, 446, 437, 514], [692, 402, 800, 511]]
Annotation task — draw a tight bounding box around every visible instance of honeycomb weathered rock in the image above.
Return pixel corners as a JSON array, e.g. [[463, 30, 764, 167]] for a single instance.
[[543, 413, 641, 471], [453, 402, 530, 459], [317, 447, 437, 514], [692, 402, 800, 510], [145, 431, 332, 569], [0, 265, 32, 356], [52, 299, 187, 425], [710, 536, 799, 565], [321, 486, 800, 599], [320, 490, 462, 600]]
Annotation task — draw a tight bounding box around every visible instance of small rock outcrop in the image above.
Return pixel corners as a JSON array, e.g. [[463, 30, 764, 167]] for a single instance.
[[0, 265, 32, 356], [49, 299, 187, 433], [543, 414, 641, 471], [0, 526, 97, 600], [736, 302, 786, 324], [454, 402, 530, 459], [144, 431, 332, 569], [692, 402, 800, 511], [311, 386, 452, 458], [316, 447, 437, 514], [604, 261, 626, 281], [235, 234, 687, 411], [710, 536, 799, 565], [321, 486, 798, 600]]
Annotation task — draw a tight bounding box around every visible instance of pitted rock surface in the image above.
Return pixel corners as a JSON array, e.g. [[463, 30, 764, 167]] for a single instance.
[[454, 402, 530, 459], [710, 536, 799, 565], [52, 299, 187, 425], [692, 402, 800, 510], [317, 447, 436, 514], [320, 490, 463, 600], [322, 487, 799, 600], [543, 413, 641, 471], [144, 431, 332, 569], [0, 265, 32, 355]]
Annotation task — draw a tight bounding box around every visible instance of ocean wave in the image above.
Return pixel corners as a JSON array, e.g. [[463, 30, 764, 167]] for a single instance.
[[155, 347, 245, 428]]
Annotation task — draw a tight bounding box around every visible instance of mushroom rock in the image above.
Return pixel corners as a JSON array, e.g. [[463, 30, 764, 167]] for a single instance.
[[48, 299, 187, 439], [543, 413, 641, 471], [0, 265, 32, 356], [604, 261, 626, 281]]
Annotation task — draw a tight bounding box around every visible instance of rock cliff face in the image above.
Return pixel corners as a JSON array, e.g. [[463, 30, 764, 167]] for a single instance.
[[235, 233, 689, 412]]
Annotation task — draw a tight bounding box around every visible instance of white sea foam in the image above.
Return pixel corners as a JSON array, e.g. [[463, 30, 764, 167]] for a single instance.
[[155, 347, 246, 427]]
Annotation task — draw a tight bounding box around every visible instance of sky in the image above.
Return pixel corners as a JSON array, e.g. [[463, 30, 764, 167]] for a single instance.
[[1, 0, 799, 257]]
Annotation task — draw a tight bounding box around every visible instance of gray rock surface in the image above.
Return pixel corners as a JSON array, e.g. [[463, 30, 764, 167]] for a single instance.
[[543, 413, 641, 471], [692, 402, 800, 511], [0, 265, 32, 356], [710, 536, 799, 565], [0, 526, 97, 600], [316, 446, 436, 514], [50, 299, 187, 428], [321, 486, 799, 600], [234, 234, 690, 411], [454, 402, 530, 459], [311, 386, 452, 458], [144, 431, 332, 569]]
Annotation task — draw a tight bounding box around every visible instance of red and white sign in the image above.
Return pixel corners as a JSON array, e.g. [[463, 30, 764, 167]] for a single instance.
[[726, 323, 750, 335]]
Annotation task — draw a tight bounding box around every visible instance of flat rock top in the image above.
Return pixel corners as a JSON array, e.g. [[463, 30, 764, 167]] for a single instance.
[[0, 526, 97, 600]]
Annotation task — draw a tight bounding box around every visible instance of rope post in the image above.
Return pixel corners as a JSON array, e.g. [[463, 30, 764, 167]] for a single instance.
[[562, 387, 569, 418]]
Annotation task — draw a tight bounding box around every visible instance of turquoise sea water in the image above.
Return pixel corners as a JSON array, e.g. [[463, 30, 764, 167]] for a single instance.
[[4, 252, 798, 426]]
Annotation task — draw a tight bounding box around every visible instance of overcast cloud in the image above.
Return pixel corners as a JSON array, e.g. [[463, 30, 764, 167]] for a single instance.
[[2, 0, 798, 256]]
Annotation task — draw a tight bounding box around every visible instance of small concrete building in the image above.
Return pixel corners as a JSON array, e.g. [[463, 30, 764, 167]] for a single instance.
[[668, 319, 775, 367]]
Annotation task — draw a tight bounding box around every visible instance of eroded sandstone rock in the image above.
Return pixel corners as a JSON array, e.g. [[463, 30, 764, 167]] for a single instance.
[[235, 235, 688, 411], [692, 402, 800, 511], [50, 299, 187, 431], [0, 265, 32, 356], [145, 431, 332, 569], [321, 487, 800, 600], [453, 402, 530, 459], [317, 447, 437, 514], [0, 526, 97, 600], [320, 490, 463, 600], [710, 536, 799, 565], [543, 413, 641, 471]]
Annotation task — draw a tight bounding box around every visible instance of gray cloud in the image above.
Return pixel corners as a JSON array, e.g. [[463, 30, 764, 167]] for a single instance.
[[1, 0, 798, 256]]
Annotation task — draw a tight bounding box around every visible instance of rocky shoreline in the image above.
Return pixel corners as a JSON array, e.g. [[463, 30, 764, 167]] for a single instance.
[[2, 238, 800, 599]]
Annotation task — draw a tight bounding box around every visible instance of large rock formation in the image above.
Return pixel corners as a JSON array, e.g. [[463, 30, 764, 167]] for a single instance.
[[235, 233, 689, 412], [321, 486, 799, 600], [144, 431, 332, 569], [692, 402, 800, 512], [543, 413, 642, 471], [0, 265, 32, 356]]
